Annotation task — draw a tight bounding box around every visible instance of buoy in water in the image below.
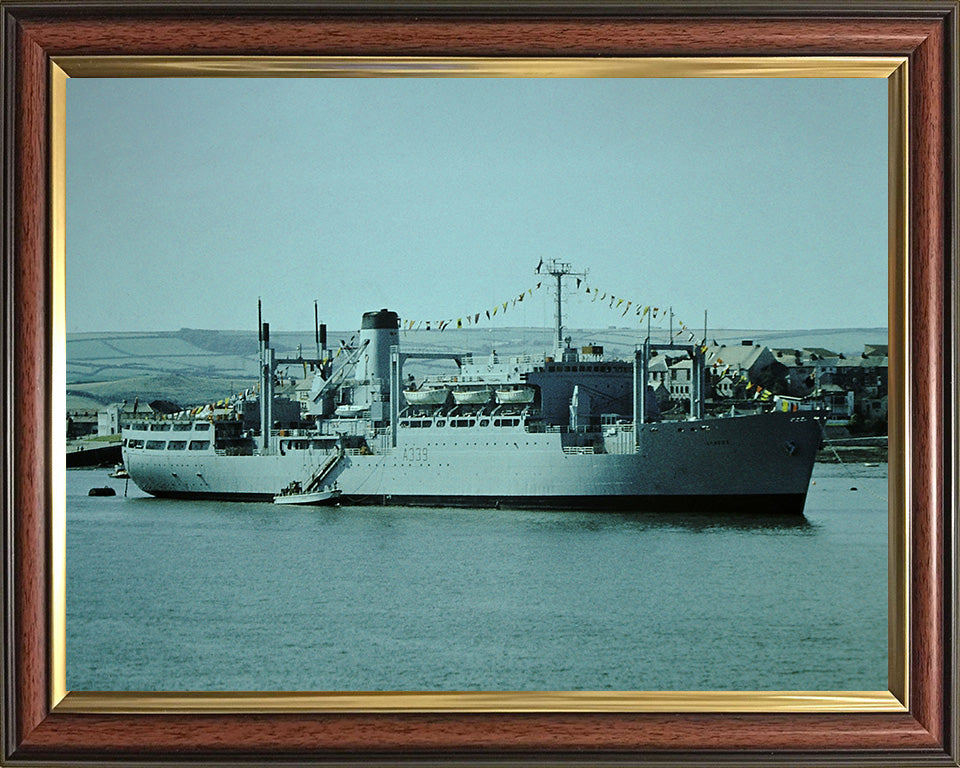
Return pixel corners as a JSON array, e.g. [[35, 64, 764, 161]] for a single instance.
[[88, 486, 116, 497]]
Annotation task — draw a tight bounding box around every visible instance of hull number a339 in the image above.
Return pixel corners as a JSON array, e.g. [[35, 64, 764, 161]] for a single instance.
[[402, 446, 429, 462]]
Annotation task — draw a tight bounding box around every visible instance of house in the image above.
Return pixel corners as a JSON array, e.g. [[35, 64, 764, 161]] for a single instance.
[[653, 342, 784, 405], [771, 348, 802, 361], [666, 358, 693, 402], [858, 355, 888, 398], [818, 383, 855, 419], [703, 343, 782, 400], [705, 342, 778, 381], [775, 348, 861, 398], [802, 347, 841, 361], [97, 405, 122, 436], [98, 400, 155, 435], [646, 354, 670, 386], [294, 377, 315, 409], [823, 357, 865, 390], [860, 393, 888, 421], [714, 373, 738, 399], [778, 347, 888, 423]]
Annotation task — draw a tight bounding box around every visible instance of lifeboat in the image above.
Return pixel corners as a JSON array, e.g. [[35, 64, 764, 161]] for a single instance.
[[403, 387, 449, 406], [495, 386, 535, 404], [452, 388, 492, 405]]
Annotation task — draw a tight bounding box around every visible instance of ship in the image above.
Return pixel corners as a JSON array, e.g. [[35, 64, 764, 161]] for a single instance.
[[122, 262, 825, 514]]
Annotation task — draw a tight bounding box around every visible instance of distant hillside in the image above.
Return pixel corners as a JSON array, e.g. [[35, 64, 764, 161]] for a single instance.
[[66, 374, 257, 411], [67, 325, 887, 408]]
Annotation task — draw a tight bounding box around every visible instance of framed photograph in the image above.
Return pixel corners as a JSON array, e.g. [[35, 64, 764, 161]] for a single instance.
[[2, 2, 956, 765]]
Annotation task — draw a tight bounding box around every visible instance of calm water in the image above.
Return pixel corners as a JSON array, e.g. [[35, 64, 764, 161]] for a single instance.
[[66, 463, 887, 692]]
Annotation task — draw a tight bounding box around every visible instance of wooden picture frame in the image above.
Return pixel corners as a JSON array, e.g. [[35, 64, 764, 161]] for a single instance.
[[2, 2, 957, 765]]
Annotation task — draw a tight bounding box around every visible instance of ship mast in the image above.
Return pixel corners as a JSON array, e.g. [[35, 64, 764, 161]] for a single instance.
[[541, 259, 586, 358]]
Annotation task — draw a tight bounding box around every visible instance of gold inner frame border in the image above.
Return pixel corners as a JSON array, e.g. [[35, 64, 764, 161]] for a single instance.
[[48, 55, 909, 715]]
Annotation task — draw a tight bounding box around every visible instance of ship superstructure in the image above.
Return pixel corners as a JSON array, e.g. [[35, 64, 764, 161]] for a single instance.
[[122, 264, 825, 513]]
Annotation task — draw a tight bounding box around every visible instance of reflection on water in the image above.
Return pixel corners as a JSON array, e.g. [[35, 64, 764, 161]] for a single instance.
[[120, 494, 816, 534], [459, 508, 817, 535], [604, 510, 814, 533]]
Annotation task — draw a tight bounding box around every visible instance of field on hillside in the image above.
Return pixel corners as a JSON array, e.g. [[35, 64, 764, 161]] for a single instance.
[[67, 325, 887, 410]]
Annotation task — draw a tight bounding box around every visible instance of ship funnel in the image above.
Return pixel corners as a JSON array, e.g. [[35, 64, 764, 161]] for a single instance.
[[360, 309, 399, 396]]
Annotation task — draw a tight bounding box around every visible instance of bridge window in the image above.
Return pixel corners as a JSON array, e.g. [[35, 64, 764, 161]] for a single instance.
[[145, 440, 165, 450], [188, 440, 210, 451], [167, 441, 187, 450]]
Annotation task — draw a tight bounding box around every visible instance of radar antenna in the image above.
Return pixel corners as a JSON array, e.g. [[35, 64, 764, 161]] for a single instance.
[[539, 259, 587, 356]]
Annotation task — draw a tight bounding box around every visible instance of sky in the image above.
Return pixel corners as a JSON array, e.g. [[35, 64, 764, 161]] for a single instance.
[[66, 76, 887, 334]]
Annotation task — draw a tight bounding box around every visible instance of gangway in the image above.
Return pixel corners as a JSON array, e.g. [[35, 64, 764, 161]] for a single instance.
[[305, 443, 344, 492]]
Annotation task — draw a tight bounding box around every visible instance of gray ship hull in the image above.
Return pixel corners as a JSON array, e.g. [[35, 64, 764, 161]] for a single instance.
[[123, 411, 823, 514]]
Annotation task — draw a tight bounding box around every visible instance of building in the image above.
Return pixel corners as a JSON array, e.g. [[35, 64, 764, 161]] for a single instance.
[[97, 405, 121, 436], [647, 342, 785, 408], [769, 343, 888, 426], [818, 384, 855, 419], [702, 342, 782, 403], [713, 373, 738, 399], [707, 342, 778, 381], [666, 357, 694, 402], [294, 377, 314, 409], [96, 400, 156, 435], [802, 347, 841, 361]]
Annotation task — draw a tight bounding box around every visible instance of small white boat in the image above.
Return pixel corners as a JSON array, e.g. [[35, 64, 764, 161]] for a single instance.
[[452, 388, 491, 405], [495, 386, 535, 404], [108, 463, 130, 479], [273, 488, 342, 506], [403, 387, 449, 406]]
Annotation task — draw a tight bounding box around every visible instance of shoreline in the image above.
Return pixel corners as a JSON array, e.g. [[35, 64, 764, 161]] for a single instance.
[[817, 443, 887, 464]]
